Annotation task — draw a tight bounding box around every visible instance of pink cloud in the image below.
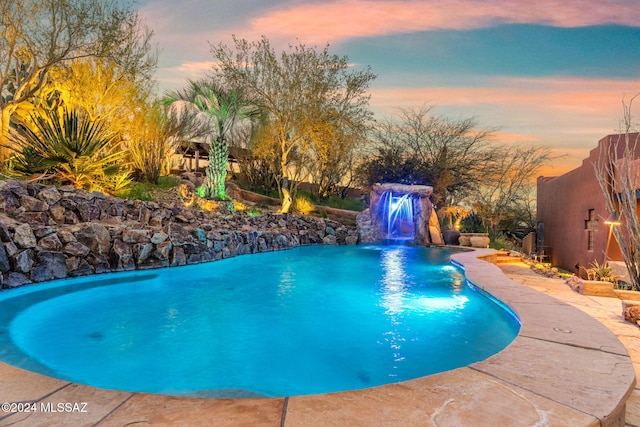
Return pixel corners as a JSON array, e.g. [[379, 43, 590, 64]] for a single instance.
[[246, 0, 639, 44], [176, 62, 217, 74], [368, 76, 640, 171], [370, 77, 640, 116]]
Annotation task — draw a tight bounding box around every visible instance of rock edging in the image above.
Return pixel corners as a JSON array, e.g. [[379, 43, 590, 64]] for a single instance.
[[0, 179, 359, 289]]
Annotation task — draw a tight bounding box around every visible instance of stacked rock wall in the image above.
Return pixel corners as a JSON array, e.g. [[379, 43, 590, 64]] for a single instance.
[[0, 180, 359, 289]]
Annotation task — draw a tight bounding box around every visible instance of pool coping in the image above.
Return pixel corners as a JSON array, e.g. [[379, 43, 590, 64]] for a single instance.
[[0, 248, 635, 426]]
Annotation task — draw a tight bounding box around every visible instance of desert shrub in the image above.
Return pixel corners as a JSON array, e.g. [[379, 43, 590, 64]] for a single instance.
[[294, 195, 315, 215], [460, 212, 486, 233], [586, 260, 617, 283], [7, 107, 128, 194]]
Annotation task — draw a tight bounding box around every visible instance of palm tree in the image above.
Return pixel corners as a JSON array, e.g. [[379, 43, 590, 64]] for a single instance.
[[165, 79, 260, 200]]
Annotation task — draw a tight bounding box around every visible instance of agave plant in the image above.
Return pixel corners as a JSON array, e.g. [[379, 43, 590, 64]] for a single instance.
[[7, 107, 128, 193], [586, 260, 617, 283]]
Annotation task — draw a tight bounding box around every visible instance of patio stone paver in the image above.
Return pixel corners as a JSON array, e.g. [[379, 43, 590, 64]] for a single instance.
[[472, 336, 633, 420], [0, 363, 69, 403], [97, 394, 285, 427], [497, 261, 640, 427], [0, 384, 132, 427], [285, 367, 600, 427]]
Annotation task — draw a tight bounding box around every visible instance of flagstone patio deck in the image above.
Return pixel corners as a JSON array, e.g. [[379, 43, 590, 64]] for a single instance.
[[0, 249, 636, 426]]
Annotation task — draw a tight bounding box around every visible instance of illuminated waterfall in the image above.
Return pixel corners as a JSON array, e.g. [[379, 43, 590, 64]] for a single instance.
[[378, 191, 416, 241]]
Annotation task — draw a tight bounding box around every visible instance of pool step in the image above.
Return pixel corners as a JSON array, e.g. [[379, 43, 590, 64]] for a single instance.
[[495, 251, 524, 264]]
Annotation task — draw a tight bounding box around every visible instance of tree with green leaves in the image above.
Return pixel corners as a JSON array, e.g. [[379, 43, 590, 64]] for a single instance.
[[211, 36, 376, 212], [0, 0, 156, 164], [165, 79, 261, 200]]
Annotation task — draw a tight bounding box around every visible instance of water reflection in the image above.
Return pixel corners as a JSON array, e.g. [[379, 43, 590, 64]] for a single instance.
[[277, 269, 296, 297], [379, 247, 410, 375], [378, 247, 470, 375], [380, 247, 408, 316]]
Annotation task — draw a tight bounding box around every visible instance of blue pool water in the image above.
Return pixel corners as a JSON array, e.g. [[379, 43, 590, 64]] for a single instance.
[[0, 245, 519, 398]]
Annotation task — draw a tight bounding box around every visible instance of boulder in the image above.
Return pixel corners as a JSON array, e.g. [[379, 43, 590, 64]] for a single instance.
[[171, 246, 186, 266], [31, 251, 67, 282], [20, 195, 49, 212], [63, 242, 91, 257], [13, 249, 35, 273], [110, 239, 135, 271], [49, 205, 66, 223], [68, 258, 94, 277], [154, 241, 173, 260], [0, 243, 10, 272], [13, 223, 37, 249], [168, 222, 193, 246], [134, 242, 154, 263], [3, 272, 31, 288], [622, 300, 640, 325], [75, 223, 111, 255], [37, 233, 63, 251], [37, 186, 62, 206], [150, 232, 169, 244], [122, 229, 152, 244], [0, 221, 11, 242]]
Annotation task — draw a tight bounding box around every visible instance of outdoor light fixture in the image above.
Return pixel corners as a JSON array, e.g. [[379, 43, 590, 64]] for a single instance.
[[603, 211, 621, 263], [604, 211, 621, 225]]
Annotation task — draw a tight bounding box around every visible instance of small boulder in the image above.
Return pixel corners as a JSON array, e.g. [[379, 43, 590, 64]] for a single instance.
[[20, 195, 49, 212], [31, 251, 67, 282], [13, 224, 37, 249]]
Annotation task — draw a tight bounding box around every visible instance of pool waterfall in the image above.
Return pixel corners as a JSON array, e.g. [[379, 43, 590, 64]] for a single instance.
[[357, 183, 443, 245], [378, 191, 416, 241]]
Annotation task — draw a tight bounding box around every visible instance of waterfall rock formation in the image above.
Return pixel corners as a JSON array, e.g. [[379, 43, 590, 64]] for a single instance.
[[356, 183, 443, 245]]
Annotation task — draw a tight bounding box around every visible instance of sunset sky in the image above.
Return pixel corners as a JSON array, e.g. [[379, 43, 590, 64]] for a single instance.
[[138, 0, 640, 176]]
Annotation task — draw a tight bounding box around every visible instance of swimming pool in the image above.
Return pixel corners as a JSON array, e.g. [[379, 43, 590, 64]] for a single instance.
[[0, 245, 519, 398]]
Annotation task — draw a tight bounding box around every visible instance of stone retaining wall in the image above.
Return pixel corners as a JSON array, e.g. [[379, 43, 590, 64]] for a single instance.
[[0, 180, 359, 289]]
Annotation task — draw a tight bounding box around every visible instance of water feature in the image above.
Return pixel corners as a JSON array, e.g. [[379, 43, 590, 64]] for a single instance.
[[357, 183, 444, 245], [378, 191, 416, 241], [0, 245, 519, 398]]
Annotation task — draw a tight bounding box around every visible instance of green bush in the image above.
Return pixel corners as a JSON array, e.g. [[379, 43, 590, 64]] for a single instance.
[[460, 212, 486, 233], [489, 238, 511, 250], [116, 175, 181, 201], [156, 175, 182, 189], [586, 260, 617, 283], [117, 183, 152, 201], [319, 194, 366, 211]]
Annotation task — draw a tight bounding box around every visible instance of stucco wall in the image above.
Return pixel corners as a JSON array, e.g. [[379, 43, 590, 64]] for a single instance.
[[537, 137, 622, 276]]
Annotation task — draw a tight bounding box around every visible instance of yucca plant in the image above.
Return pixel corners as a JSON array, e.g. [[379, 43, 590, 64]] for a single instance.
[[7, 107, 128, 193], [586, 260, 617, 283]]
